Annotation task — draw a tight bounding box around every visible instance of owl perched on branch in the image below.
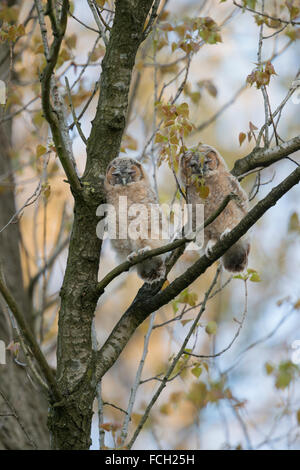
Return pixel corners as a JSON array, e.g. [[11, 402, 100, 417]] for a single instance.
[[104, 157, 166, 283], [179, 144, 250, 272]]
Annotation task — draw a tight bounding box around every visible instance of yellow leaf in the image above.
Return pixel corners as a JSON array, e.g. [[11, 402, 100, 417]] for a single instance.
[[198, 184, 210, 199], [36, 144, 47, 158], [294, 299, 300, 310], [160, 404, 171, 415], [239, 132, 246, 146], [42, 183, 51, 200]]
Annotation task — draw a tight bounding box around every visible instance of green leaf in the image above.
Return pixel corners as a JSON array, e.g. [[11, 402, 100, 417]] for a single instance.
[[243, 0, 257, 9], [249, 272, 261, 282], [297, 409, 300, 426], [155, 132, 168, 143], [187, 381, 207, 408], [233, 273, 247, 280], [288, 212, 300, 233], [177, 288, 198, 307], [205, 321, 217, 335], [172, 300, 179, 314], [275, 370, 292, 389], [191, 365, 202, 378], [265, 362, 274, 375], [176, 102, 189, 118]]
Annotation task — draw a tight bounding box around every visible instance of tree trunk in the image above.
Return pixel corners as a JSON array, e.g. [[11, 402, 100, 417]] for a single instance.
[[48, 0, 154, 449], [0, 33, 50, 450]]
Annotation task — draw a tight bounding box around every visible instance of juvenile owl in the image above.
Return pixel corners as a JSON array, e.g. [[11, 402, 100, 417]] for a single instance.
[[104, 157, 166, 283], [179, 144, 250, 272]]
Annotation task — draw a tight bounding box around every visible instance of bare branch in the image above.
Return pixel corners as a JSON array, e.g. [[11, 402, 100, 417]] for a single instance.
[[0, 274, 61, 401], [232, 135, 300, 178], [142, 0, 160, 40], [96, 193, 236, 296], [184, 278, 248, 359], [65, 77, 87, 144], [28, 237, 69, 300], [35, 0, 82, 194], [0, 388, 37, 449], [195, 84, 246, 133], [0, 182, 42, 235], [96, 165, 300, 382], [87, 0, 109, 46], [120, 311, 156, 446], [233, 0, 300, 26], [126, 267, 220, 448]]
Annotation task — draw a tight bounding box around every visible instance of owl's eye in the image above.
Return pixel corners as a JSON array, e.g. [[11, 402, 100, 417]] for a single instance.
[[127, 169, 136, 175]]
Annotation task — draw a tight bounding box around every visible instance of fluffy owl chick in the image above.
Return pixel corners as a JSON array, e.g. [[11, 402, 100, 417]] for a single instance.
[[104, 157, 166, 283], [179, 144, 250, 272]]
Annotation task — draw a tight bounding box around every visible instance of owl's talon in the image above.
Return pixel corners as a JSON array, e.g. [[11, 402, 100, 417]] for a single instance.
[[138, 246, 151, 255], [220, 228, 231, 240], [127, 251, 137, 262], [128, 246, 151, 262], [205, 240, 216, 259]]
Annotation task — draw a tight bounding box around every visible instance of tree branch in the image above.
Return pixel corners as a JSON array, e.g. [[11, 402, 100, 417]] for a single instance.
[[233, 0, 300, 26], [85, 0, 155, 180], [0, 275, 61, 401], [35, 0, 82, 194], [95, 193, 236, 296], [95, 165, 300, 381], [127, 267, 220, 448], [232, 135, 300, 178]]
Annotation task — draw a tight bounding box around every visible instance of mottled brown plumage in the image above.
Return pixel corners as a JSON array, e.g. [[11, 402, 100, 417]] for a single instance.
[[104, 157, 165, 283], [179, 144, 250, 272]]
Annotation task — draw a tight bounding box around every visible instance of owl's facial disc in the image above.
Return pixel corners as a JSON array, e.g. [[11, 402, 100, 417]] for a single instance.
[[185, 152, 204, 176], [108, 162, 143, 186], [197, 149, 218, 175], [111, 169, 126, 185]]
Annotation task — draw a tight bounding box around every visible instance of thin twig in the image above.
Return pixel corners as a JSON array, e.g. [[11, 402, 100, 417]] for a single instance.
[[183, 279, 248, 359], [87, 0, 108, 45], [233, 0, 300, 25], [0, 274, 61, 401], [65, 77, 87, 144], [127, 267, 221, 449], [120, 311, 156, 446], [0, 182, 42, 235], [96, 193, 236, 296], [0, 388, 37, 449]]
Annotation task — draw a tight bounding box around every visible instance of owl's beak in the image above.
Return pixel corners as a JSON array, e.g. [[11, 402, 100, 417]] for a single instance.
[[121, 177, 127, 186], [198, 165, 204, 176], [198, 153, 206, 176], [192, 164, 203, 176]]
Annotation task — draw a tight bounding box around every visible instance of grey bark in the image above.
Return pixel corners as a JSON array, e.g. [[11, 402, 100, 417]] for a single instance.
[[0, 16, 50, 449]]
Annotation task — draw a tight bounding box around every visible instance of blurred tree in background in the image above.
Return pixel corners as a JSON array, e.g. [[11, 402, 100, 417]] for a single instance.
[[0, 0, 299, 450]]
